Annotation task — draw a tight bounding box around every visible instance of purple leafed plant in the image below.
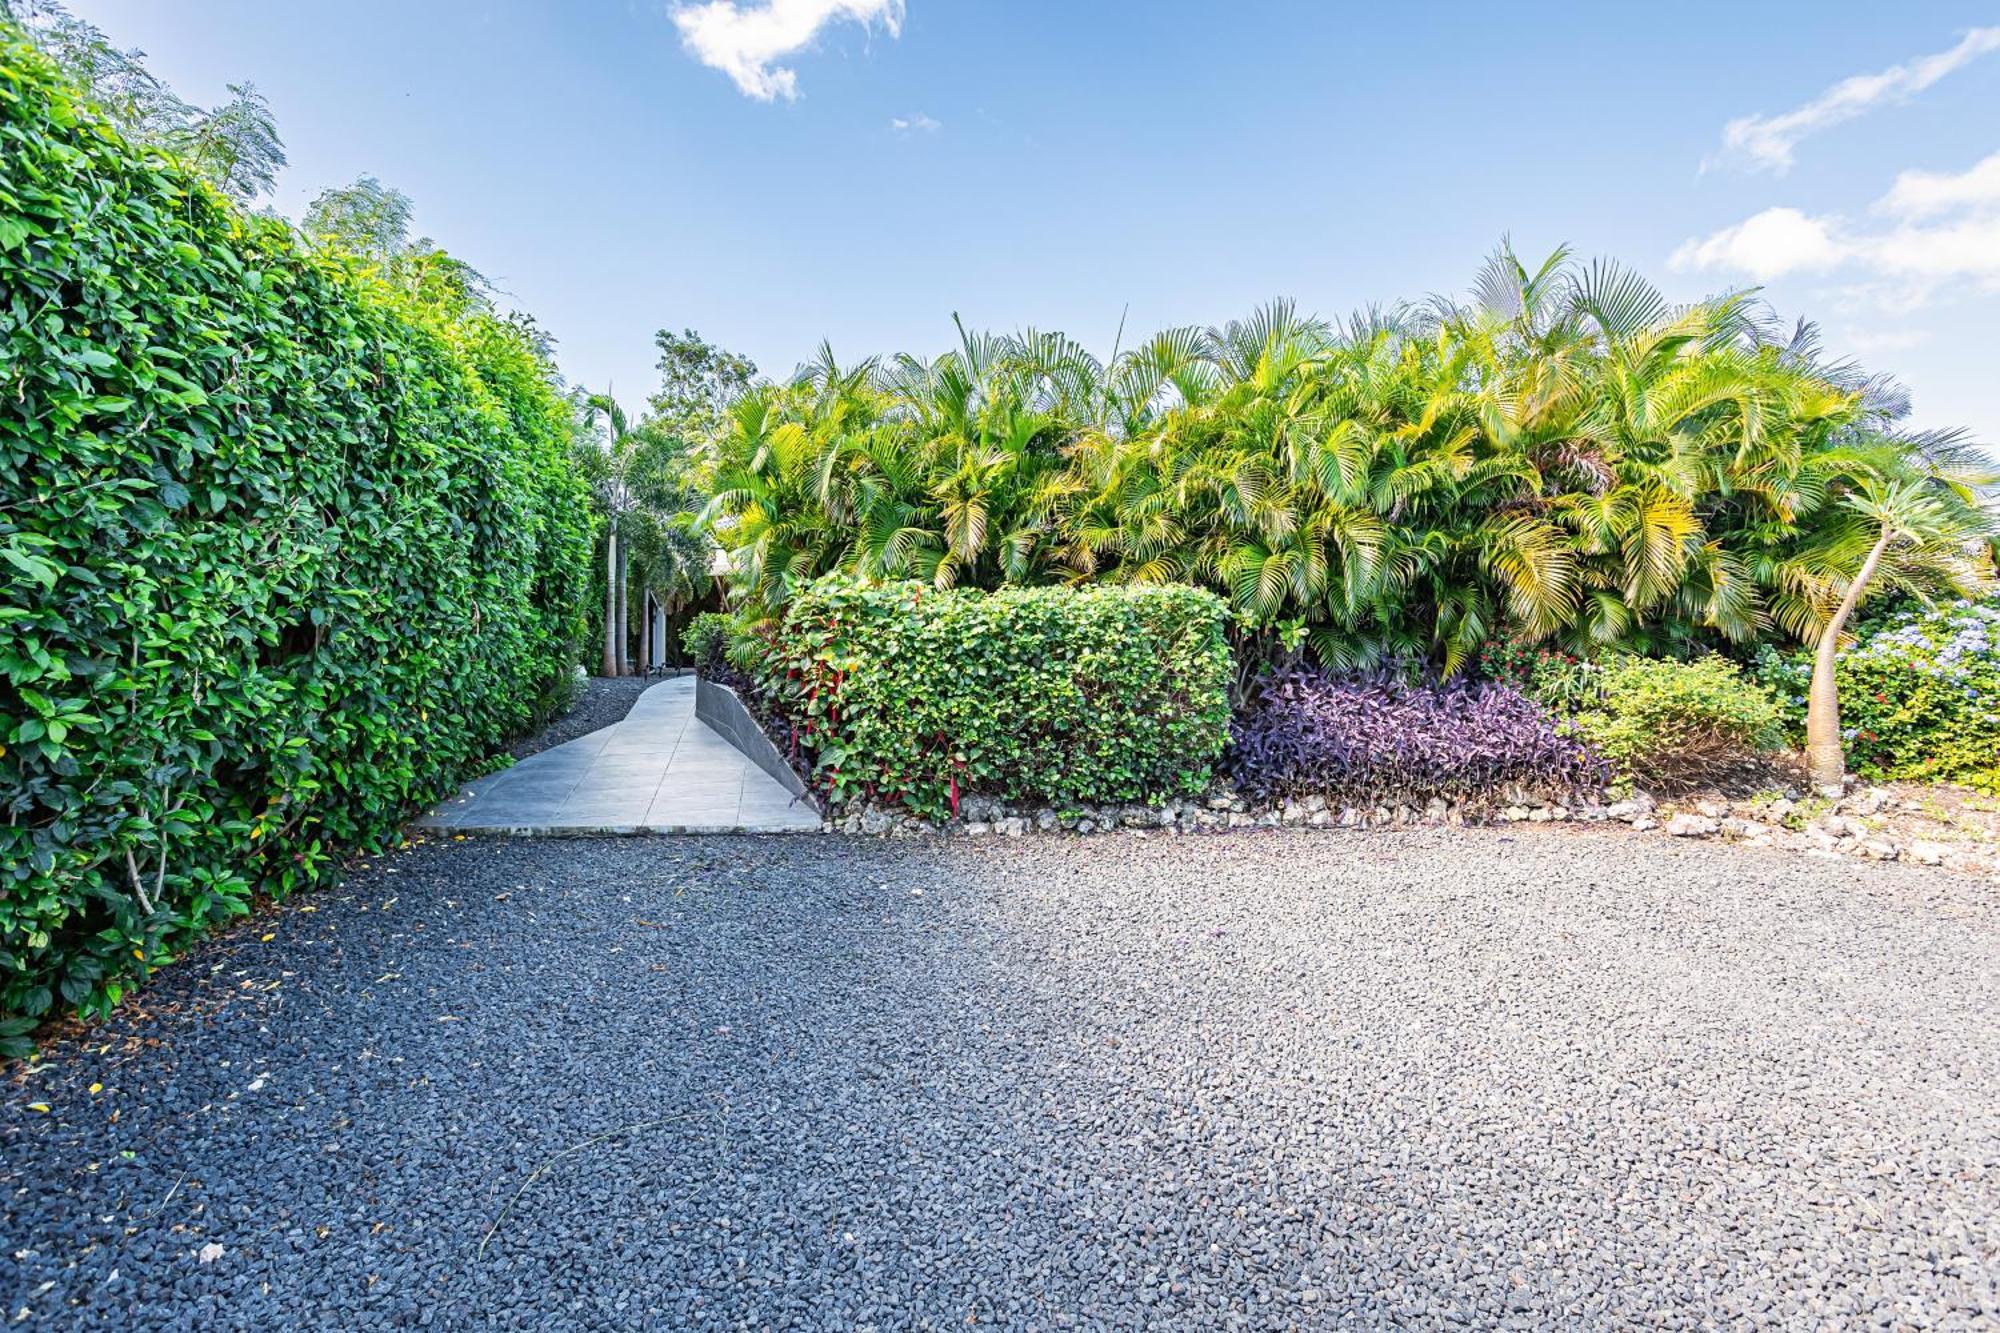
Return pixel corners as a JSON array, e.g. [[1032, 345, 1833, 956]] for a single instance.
[[1228, 667, 1606, 803]]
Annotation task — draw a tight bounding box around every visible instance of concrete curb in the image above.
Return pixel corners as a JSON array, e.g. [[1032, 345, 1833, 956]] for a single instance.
[[695, 674, 814, 803], [439, 822, 818, 837]]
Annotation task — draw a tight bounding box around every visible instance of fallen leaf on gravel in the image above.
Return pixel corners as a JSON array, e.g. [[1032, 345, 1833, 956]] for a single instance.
[[88, 1083, 102, 1095], [260, 934, 274, 942], [26, 1103, 49, 1113], [195, 1243, 223, 1265]]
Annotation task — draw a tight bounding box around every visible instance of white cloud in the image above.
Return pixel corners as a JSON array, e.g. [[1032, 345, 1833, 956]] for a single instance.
[[889, 111, 939, 133], [1710, 26, 2000, 173], [1672, 151, 2000, 305], [1669, 207, 1846, 279], [671, 0, 904, 102], [1879, 150, 2000, 218]]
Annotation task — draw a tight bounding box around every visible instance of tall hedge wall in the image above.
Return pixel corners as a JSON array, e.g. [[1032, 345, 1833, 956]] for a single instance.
[[754, 580, 1232, 819], [0, 29, 595, 1039]]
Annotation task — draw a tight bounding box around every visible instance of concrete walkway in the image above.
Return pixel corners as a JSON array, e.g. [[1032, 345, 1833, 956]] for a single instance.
[[418, 677, 820, 834]]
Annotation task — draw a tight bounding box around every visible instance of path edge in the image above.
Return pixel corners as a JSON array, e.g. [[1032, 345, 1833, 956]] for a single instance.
[[695, 675, 813, 803]]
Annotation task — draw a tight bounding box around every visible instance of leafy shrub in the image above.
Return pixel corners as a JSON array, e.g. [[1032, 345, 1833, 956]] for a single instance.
[[681, 612, 734, 674], [753, 580, 1232, 818], [1572, 656, 1782, 789], [1476, 641, 1601, 715], [1228, 668, 1604, 803], [0, 31, 593, 1045], [1755, 599, 2000, 792]]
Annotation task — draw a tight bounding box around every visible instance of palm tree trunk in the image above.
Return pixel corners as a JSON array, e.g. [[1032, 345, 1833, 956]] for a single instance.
[[639, 591, 653, 674], [600, 521, 619, 678], [615, 538, 630, 677], [1805, 524, 1893, 796]]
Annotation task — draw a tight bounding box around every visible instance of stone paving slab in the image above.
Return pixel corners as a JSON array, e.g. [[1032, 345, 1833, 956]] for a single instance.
[[418, 677, 820, 834]]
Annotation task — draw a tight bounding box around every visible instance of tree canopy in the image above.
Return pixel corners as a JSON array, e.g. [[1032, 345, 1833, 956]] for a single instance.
[[10, 0, 286, 201], [701, 244, 1996, 672]]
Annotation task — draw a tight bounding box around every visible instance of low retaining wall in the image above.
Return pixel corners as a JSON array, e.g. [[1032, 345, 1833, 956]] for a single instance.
[[695, 675, 811, 802]]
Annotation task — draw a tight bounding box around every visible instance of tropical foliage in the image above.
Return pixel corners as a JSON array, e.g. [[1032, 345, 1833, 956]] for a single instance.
[[750, 581, 1231, 820], [1569, 657, 1784, 790], [702, 251, 1994, 675], [1228, 669, 1603, 805], [577, 394, 715, 674], [0, 25, 592, 1043], [1757, 599, 2000, 793]]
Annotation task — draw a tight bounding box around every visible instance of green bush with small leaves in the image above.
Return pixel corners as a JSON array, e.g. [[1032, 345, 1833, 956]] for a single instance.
[[0, 29, 594, 1050], [1754, 599, 2000, 792], [681, 612, 735, 674], [753, 580, 1232, 819], [1572, 655, 1783, 789]]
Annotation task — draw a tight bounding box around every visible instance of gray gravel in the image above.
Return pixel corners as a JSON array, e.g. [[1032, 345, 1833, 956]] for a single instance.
[[507, 675, 650, 760], [4, 826, 1997, 1329]]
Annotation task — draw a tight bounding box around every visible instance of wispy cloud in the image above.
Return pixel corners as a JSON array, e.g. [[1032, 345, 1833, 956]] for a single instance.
[[671, 0, 904, 102], [1708, 26, 2000, 174], [889, 111, 939, 134], [1671, 150, 2000, 305]]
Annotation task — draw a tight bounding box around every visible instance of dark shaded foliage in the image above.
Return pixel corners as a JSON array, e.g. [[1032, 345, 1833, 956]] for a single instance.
[[1229, 668, 1605, 803]]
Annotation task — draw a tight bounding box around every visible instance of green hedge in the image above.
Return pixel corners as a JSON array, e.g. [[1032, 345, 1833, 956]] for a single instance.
[[0, 29, 594, 1043], [754, 580, 1232, 818]]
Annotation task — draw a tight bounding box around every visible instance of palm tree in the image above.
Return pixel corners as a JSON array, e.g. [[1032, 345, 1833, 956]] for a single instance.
[[697, 249, 1995, 685], [618, 420, 715, 668], [1804, 465, 1996, 793], [586, 393, 635, 676]]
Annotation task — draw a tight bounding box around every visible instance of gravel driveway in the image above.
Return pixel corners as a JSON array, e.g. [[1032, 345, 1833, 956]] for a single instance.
[[508, 675, 652, 760], [5, 827, 1997, 1329]]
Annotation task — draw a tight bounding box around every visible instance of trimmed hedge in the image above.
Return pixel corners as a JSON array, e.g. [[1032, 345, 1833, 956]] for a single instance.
[[0, 29, 594, 1042], [753, 580, 1231, 818], [681, 611, 733, 675]]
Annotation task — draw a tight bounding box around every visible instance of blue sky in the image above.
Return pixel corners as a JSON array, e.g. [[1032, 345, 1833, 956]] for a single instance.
[[66, 1, 2000, 449]]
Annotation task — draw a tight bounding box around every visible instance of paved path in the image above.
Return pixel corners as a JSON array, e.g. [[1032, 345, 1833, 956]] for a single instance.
[[418, 676, 819, 833]]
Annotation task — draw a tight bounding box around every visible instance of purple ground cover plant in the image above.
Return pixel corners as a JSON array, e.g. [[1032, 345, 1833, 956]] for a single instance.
[[1228, 667, 1606, 803]]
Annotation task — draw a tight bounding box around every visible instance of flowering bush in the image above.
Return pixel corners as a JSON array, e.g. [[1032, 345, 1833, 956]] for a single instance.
[[1755, 599, 2000, 792], [1476, 642, 1601, 715], [1228, 668, 1605, 803]]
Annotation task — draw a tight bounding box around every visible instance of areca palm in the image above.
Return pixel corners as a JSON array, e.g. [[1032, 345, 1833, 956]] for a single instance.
[[699, 246, 1993, 681]]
